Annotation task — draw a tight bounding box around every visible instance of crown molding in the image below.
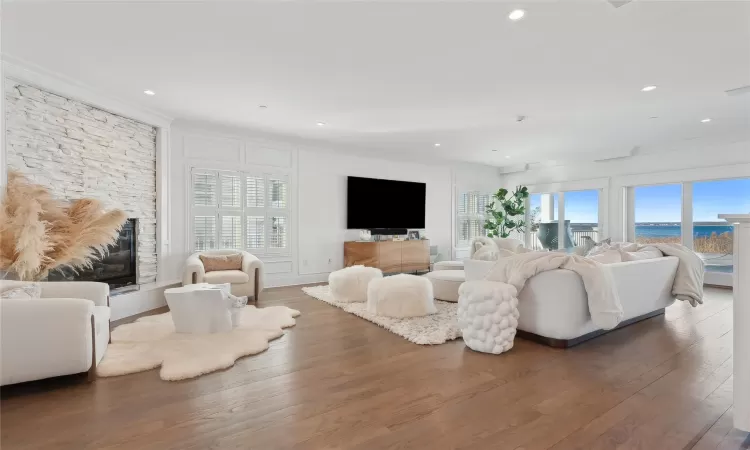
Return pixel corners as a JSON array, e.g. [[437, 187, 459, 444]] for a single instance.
[[1, 53, 174, 129]]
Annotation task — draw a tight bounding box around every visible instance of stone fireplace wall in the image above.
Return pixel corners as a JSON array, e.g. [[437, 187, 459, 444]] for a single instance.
[[5, 80, 157, 284]]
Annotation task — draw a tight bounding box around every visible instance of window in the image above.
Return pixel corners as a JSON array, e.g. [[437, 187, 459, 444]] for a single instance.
[[634, 184, 682, 245], [528, 193, 558, 250], [456, 191, 490, 247], [693, 178, 750, 273], [191, 169, 291, 255], [565, 190, 599, 249]]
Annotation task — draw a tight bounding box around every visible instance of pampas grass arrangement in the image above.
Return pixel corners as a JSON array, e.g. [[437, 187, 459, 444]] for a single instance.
[[0, 171, 127, 281]]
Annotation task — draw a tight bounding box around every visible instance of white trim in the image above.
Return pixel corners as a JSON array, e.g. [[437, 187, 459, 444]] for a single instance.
[[613, 163, 750, 188], [2, 55, 173, 128], [557, 192, 566, 250], [155, 128, 172, 282], [681, 182, 694, 249], [526, 177, 609, 195]]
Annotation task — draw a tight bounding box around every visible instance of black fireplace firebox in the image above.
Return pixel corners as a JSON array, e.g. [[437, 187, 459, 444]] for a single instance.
[[48, 218, 138, 289]]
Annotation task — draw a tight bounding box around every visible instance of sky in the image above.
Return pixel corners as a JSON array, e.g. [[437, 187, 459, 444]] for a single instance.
[[528, 178, 750, 224]]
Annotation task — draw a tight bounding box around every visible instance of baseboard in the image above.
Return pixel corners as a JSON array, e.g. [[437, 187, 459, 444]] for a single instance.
[[265, 273, 330, 289], [109, 282, 179, 321]]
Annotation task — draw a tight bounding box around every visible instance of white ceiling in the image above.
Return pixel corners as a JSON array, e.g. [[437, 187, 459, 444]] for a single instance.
[[3, 1, 750, 167]]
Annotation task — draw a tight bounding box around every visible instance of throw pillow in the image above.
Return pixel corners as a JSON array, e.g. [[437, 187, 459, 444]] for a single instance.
[[584, 237, 612, 256], [200, 254, 243, 272], [620, 247, 663, 262], [470, 236, 500, 259], [0, 283, 42, 299], [588, 250, 622, 264], [493, 238, 524, 253]]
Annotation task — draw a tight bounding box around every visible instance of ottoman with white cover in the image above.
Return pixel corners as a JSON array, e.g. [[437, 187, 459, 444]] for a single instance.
[[457, 281, 519, 354], [329, 265, 383, 303], [433, 260, 464, 271], [423, 270, 465, 302], [367, 274, 436, 318]]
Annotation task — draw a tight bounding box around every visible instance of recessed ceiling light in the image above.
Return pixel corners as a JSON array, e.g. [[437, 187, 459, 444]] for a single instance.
[[508, 9, 525, 21], [505, 156, 511, 159], [434, 143, 441, 147], [641, 85, 657, 92], [649, 116, 659, 119], [316, 122, 326, 126], [259, 105, 268, 109], [143, 90, 155, 96], [701, 118, 712, 123], [492, 149, 498, 152]]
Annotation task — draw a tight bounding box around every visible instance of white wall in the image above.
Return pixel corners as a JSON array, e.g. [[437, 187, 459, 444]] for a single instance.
[[169, 120, 503, 287]]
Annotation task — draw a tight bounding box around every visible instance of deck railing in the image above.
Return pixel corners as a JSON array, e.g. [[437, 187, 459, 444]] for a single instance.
[[529, 229, 599, 250]]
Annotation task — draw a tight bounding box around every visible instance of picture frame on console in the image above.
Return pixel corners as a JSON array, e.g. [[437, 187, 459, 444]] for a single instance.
[[408, 230, 420, 240]]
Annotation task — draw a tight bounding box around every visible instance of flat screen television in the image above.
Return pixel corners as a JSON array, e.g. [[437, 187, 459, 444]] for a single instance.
[[347, 176, 426, 230]]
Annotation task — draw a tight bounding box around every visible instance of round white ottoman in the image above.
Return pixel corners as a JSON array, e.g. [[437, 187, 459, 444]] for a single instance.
[[457, 280, 519, 354], [367, 274, 436, 318], [329, 265, 383, 303], [423, 270, 464, 302], [433, 260, 464, 271]]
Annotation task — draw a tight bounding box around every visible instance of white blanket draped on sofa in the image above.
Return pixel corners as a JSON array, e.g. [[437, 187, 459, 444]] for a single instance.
[[465, 243, 705, 331], [467, 252, 624, 330]]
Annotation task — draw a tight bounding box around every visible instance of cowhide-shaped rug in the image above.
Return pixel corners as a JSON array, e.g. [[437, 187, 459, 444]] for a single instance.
[[97, 305, 300, 381]]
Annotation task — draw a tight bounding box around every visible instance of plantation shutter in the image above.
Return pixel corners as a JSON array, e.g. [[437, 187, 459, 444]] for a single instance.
[[246, 216, 265, 250], [220, 215, 242, 249], [269, 216, 288, 249], [193, 172, 217, 207], [456, 190, 490, 248], [220, 174, 242, 208], [246, 175, 265, 208], [268, 177, 288, 209], [194, 216, 217, 250]]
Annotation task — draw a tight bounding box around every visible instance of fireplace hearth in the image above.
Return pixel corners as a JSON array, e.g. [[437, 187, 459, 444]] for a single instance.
[[48, 218, 138, 289]]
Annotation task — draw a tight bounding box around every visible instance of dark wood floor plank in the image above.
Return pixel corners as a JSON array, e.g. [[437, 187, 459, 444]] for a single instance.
[[1, 286, 748, 450]]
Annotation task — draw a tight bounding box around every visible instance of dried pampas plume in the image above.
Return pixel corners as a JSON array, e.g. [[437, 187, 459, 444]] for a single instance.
[[0, 171, 127, 281]]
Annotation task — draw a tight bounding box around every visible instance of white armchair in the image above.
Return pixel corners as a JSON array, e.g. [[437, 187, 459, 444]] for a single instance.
[[0, 281, 110, 385], [182, 250, 264, 300]]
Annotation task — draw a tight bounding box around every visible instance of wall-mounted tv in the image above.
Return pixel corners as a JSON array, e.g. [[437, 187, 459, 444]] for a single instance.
[[347, 176, 426, 230]]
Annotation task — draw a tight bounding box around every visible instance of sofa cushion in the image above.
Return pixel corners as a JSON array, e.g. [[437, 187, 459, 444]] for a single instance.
[[204, 270, 250, 284], [433, 260, 464, 271], [199, 253, 242, 272], [424, 270, 464, 302]]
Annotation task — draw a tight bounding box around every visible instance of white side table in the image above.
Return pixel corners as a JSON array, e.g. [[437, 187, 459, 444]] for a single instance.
[[164, 283, 236, 333], [719, 214, 750, 432]]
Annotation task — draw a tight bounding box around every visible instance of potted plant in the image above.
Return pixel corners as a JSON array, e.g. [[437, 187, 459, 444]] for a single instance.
[[484, 186, 529, 238]]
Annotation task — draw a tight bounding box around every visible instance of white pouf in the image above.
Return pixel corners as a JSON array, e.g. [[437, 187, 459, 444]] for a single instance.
[[457, 281, 519, 354], [423, 270, 464, 302], [367, 274, 436, 318], [433, 260, 464, 271], [329, 265, 383, 303]]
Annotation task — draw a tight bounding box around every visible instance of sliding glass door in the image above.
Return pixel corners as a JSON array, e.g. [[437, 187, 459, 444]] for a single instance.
[[634, 184, 682, 245], [527, 190, 600, 251], [692, 178, 750, 274], [565, 190, 600, 249]]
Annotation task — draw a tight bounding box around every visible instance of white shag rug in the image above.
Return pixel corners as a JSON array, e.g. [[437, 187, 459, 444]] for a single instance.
[[302, 285, 460, 345], [97, 305, 300, 381]]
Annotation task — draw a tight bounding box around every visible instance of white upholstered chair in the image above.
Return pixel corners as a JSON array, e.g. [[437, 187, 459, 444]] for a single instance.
[[182, 250, 264, 300], [0, 281, 110, 385]]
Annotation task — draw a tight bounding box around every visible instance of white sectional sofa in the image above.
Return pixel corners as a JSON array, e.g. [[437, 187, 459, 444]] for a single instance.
[[465, 256, 679, 347]]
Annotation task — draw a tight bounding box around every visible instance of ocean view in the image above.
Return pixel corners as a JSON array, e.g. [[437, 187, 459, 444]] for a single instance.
[[635, 223, 734, 238]]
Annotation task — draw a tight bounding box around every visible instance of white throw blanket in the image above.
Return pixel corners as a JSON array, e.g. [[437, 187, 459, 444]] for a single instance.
[[474, 252, 623, 330], [590, 242, 705, 306]]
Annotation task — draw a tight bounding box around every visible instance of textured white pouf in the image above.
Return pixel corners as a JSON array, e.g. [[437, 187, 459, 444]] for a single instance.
[[367, 274, 436, 318], [329, 265, 383, 303], [434, 260, 464, 271], [423, 270, 464, 302], [457, 281, 519, 354]]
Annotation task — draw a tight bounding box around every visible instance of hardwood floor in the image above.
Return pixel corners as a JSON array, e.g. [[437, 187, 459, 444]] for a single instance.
[[1, 286, 748, 450]]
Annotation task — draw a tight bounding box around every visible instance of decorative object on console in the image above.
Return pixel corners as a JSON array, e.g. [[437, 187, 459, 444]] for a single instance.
[[359, 229, 372, 241], [484, 185, 529, 238], [302, 284, 460, 344], [408, 230, 420, 240], [183, 250, 264, 300], [0, 171, 127, 281], [329, 265, 383, 303], [366, 274, 436, 318], [98, 304, 300, 381]]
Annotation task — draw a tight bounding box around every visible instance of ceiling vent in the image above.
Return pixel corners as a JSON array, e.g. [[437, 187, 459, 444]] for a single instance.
[[607, 0, 633, 8], [726, 85, 750, 97]]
